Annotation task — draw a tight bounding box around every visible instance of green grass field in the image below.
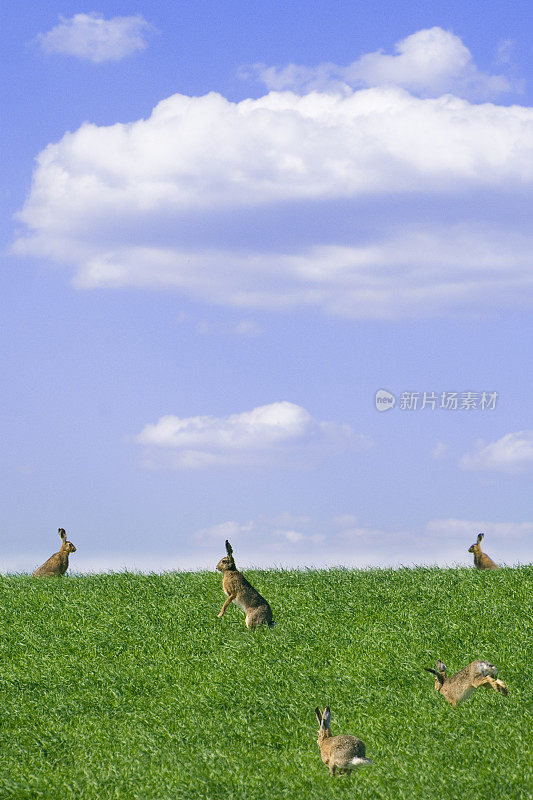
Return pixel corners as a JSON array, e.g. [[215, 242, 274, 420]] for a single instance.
[[0, 567, 531, 800]]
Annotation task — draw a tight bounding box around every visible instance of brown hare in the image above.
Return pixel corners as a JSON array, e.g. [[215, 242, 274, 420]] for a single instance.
[[33, 528, 77, 577], [424, 660, 508, 706], [315, 707, 372, 776], [216, 540, 274, 628], [469, 532, 498, 569]]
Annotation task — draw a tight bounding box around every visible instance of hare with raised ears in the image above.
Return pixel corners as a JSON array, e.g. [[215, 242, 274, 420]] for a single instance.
[[424, 660, 508, 706], [33, 528, 77, 577], [216, 540, 274, 628], [315, 707, 372, 776], [469, 532, 498, 569]]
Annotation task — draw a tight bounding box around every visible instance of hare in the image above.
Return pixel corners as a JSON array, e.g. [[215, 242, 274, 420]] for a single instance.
[[424, 660, 508, 706], [469, 532, 498, 569], [315, 707, 372, 776], [216, 540, 274, 628], [33, 528, 77, 576]]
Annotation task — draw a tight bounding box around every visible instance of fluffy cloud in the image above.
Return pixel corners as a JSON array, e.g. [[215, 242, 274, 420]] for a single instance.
[[251, 28, 517, 99], [135, 401, 366, 469], [15, 31, 533, 319], [37, 13, 153, 63], [17, 89, 533, 220], [460, 431, 533, 472]]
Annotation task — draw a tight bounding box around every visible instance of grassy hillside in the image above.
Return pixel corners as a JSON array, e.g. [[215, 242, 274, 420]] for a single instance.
[[0, 567, 531, 800]]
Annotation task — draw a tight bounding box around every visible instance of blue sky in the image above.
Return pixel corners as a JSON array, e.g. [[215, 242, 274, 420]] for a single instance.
[[1, 0, 532, 571]]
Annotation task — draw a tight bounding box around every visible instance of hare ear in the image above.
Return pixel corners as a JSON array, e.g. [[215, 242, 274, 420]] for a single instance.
[[424, 667, 445, 685], [322, 707, 331, 728], [315, 707, 322, 724], [477, 532, 484, 542], [436, 660, 447, 675], [58, 528, 66, 540], [225, 540, 233, 556]]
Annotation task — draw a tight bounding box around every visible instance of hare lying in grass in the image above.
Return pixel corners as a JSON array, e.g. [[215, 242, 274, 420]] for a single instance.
[[33, 528, 77, 576], [315, 707, 372, 776], [469, 532, 499, 569], [424, 660, 508, 706], [216, 540, 274, 628]]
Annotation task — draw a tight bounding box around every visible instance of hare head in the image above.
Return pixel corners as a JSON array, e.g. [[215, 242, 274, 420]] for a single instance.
[[468, 532, 484, 555], [315, 706, 332, 745], [425, 660, 447, 692], [216, 540, 236, 572], [59, 528, 77, 553]]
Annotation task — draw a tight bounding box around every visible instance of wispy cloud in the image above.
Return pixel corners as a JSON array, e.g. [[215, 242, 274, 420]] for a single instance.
[[460, 431, 533, 473], [187, 514, 531, 568], [425, 518, 533, 539], [248, 27, 519, 100], [37, 13, 153, 63], [430, 442, 449, 460], [194, 520, 255, 542], [135, 401, 368, 469], [176, 313, 263, 337]]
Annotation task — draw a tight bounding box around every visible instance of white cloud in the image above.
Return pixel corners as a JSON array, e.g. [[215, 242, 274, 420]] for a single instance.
[[340, 525, 398, 540], [233, 320, 263, 337], [14, 32, 533, 319], [425, 518, 533, 539], [194, 520, 254, 541], [331, 514, 358, 528], [17, 223, 533, 320], [460, 431, 533, 473], [17, 89, 533, 222], [280, 529, 305, 543], [251, 28, 518, 99], [495, 39, 515, 66], [37, 13, 153, 63], [430, 442, 449, 460], [136, 401, 366, 469], [270, 512, 312, 528], [192, 514, 366, 561], [177, 314, 263, 337]]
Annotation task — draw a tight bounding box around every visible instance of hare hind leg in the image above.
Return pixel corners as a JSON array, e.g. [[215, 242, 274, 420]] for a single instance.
[[245, 610, 259, 628], [245, 608, 268, 628]]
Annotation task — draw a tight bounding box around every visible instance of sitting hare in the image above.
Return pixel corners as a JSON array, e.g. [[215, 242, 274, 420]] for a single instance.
[[33, 528, 77, 577], [315, 707, 372, 776], [216, 540, 274, 628], [468, 532, 498, 569], [424, 660, 508, 706]]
